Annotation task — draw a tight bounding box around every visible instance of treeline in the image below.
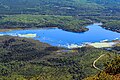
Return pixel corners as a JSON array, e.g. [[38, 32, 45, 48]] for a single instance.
[[0, 15, 92, 33], [1, 14, 120, 33]]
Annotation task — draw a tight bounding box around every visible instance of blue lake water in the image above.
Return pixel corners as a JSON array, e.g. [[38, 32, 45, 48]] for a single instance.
[[0, 24, 120, 47]]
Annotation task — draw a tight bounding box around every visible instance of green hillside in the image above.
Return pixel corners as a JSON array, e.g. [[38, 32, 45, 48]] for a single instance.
[[0, 36, 118, 80], [0, 0, 119, 16], [84, 55, 120, 80], [0, 15, 91, 33]]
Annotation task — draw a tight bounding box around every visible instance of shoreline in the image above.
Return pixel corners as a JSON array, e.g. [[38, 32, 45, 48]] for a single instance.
[[101, 26, 120, 33], [0, 23, 119, 49], [65, 40, 120, 49], [2, 22, 118, 34], [0, 26, 88, 33], [0, 33, 119, 49], [0, 27, 58, 32], [0, 29, 13, 32], [0, 23, 102, 33]]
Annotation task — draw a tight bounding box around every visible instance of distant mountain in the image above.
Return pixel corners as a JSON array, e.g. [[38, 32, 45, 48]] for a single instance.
[[0, 0, 119, 16], [89, 0, 120, 11]]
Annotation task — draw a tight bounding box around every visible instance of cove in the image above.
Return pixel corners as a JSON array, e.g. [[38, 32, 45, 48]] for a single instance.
[[0, 23, 120, 47]]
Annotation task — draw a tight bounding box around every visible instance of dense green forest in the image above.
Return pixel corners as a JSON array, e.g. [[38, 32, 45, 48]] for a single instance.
[[0, 15, 91, 33], [0, 36, 119, 80], [0, 0, 108, 15], [84, 55, 120, 80], [0, 0, 120, 16]]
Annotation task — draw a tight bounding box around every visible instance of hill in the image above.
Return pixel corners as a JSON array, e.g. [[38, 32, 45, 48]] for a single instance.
[[0, 36, 118, 80], [0, 15, 91, 33], [84, 55, 120, 80], [0, 0, 119, 16]]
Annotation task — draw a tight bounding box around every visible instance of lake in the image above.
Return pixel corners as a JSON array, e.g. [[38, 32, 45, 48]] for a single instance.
[[0, 23, 120, 47]]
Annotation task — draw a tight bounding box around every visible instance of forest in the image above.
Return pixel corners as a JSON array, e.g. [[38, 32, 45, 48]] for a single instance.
[[0, 15, 91, 33], [0, 0, 119, 16], [84, 55, 120, 80], [0, 36, 119, 80]]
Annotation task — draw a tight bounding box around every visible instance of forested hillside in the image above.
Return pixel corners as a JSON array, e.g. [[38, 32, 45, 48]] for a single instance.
[[84, 55, 120, 80], [0, 0, 119, 16], [0, 0, 102, 15], [0, 15, 91, 33], [0, 36, 118, 80]]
